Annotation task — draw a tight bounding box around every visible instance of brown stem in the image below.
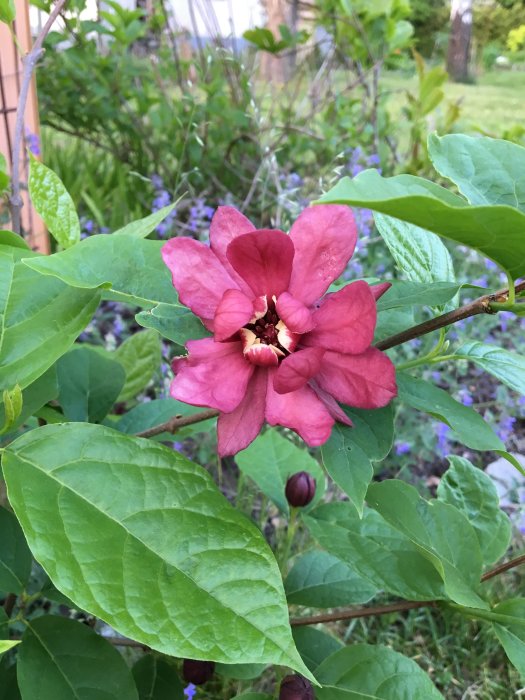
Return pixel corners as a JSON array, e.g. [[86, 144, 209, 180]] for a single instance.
[[9, 0, 68, 234], [290, 600, 436, 627], [135, 409, 219, 439], [375, 281, 525, 352], [290, 553, 525, 627]]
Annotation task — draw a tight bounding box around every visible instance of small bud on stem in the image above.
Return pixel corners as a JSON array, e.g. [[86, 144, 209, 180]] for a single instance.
[[182, 659, 215, 685], [285, 472, 316, 507], [279, 674, 315, 700]]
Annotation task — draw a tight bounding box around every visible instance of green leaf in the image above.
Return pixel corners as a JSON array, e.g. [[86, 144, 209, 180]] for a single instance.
[[438, 456, 511, 566], [3, 424, 312, 677], [132, 655, 184, 699], [397, 373, 505, 452], [452, 341, 525, 396], [292, 627, 343, 674], [28, 157, 80, 249], [428, 133, 525, 212], [320, 406, 393, 515], [315, 644, 444, 699], [304, 503, 447, 601], [0, 641, 19, 656], [0, 0, 15, 24], [0, 657, 21, 700], [0, 506, 32, 594], [113, 329, 161, 401], [236, 430, 326, 515], [136, 303, 210, 345], [216, 662, 267, 680], [113, 204, 176, 238], [376, 280, 462, 312], [318, 169, 525, 277], [56, 346, 126, 422], [375, 307, 414, 343], [0, 366, 58, 438], [0, 231, 31, 251], [492, 599, 525, 678], [113, 398, 209, 436], [17, 616, 138, 699], [367, 480, 487, 608], [23, 237, 176, 308], [0, 263, 100, 393], [285, 550, 377, 608], [232, 695, 272, 700], [0, 608, 8, 638], [374, 213, 456, 291], [0, 385, 22, 435]]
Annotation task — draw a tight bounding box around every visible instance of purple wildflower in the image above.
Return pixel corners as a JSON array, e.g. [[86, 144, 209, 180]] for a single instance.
[[497, 415, 516, 442], [395, 441, 411, 455], [25, 127, 40, 156], [184, 684, 197, 699], [435, 422, 451, 454]]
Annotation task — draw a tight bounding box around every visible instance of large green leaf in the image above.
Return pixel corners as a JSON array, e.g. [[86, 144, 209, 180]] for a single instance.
[[428, 133, 525, 212], [0, 506, 32, 594], [376, 281, 462, 312], [56, 347, 126, 423], [437, 456, 511, 566], [318, 169, 525, 277], [397, 373, 505, 452], [315, 645, 444, 699], [236, 430, 325, 515], [285, 550, 377, 608], [492, 599, 525, 678], [320, 406, 393, 515], [132, 655, 184, 699], [136, 303, 210, 346], [113, 204, 176, 238], [28, 157, 80, 249], [374, 214, 455, 285], [292, 627, 343, 674], [367, 480, 486, 609], [304, 503, 447, 601], [216, 662, 267, 680], [3, 424, 311, 676], [113, 329, 161, 401], [0, 263, 100, 392], [0, 658, 20, 700], [452, 341, 525, 396], [17, 616, 138, 700], [23, 237, 176, 308], [0, 0, 15, 25]]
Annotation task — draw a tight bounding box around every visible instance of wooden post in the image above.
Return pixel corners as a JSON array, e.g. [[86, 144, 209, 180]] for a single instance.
[[447, 0, 473, 83], [0, 0, 49, 252]]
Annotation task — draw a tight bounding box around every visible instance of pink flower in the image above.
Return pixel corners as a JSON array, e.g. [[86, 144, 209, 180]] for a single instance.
[[162, 205, 396, 456]]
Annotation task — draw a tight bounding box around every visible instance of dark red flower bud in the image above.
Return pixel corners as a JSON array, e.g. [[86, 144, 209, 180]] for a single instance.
[[279, 674, 315, 700], [285, 472, 316, 507], [182, 659, 215, 685]]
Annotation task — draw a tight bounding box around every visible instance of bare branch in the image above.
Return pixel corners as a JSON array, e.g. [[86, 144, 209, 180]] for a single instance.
[[9, 0, 67, 234]]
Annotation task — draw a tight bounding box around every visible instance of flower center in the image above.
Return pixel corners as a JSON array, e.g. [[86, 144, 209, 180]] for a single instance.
[[240, 299, 299, 367]]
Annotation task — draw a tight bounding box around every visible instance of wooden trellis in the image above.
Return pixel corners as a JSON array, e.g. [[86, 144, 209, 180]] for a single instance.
[[0, 0, 49, 252]]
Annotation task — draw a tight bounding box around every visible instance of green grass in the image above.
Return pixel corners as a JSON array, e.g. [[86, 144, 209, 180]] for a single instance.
[[381, 68, 525, 138]]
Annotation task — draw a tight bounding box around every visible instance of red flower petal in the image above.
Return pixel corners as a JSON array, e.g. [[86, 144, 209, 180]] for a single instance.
[[226, 229, 295, 298], [316, 348, 397, 409], [304, 281, 376, 354], [214, 289, 254, 342], [266, 371, 334, 446], [162, 238, 239, 321], [217, 368, 267, 456], [370, 281, 391, 301], [276, 292, 314, 333], [288, 205, 357, 306], [310, 380, 353, 426], [273, 347, 325, 394], [244, 342, 281, 367], [170, 338, 253, 412], [209, 206, 256, 294]]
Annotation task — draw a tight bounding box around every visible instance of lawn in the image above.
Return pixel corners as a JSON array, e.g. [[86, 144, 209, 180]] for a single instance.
[[381, 68, 525, 139]]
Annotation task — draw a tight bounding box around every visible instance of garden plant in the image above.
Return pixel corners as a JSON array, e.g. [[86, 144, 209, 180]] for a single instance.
[[2, 1, 525, 699]]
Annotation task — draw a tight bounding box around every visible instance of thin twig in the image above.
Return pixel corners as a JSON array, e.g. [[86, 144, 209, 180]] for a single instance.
[[136, 409, 219, 439], [290, 600, 436, 627], [290, 553, 525, 627], [375, 281, 525, 352], [9, 0, 67, 234]]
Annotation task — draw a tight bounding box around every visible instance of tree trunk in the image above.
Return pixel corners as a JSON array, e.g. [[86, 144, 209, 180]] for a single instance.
[[260, 0, 290, 83], [447, 0, 472, 82]]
